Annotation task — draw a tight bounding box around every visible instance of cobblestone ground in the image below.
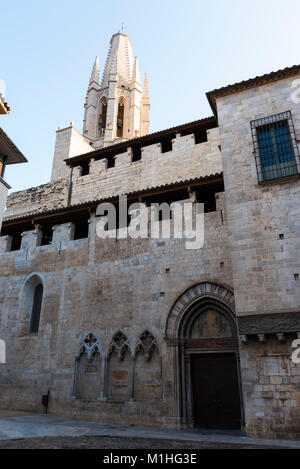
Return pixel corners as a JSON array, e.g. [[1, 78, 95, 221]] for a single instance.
[[0, 436, 280, 449]]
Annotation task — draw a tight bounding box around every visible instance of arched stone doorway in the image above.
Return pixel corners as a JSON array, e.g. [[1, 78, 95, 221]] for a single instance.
[[165, 282, 244, 430]]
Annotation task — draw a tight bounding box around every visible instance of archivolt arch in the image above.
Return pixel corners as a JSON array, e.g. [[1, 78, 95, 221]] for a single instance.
[[72, 331, 103, 400], [165, 281, 235, 340], [107, 331, 131, 360], [134, 330, 159, 360]]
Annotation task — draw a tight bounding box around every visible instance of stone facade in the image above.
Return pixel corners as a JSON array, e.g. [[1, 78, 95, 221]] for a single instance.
[[213, 72, 300, 439], [0, 34, 300, 439]]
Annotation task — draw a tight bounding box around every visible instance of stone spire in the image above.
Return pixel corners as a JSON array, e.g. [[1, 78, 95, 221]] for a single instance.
[[143, 73, 149, 98], [101, 33, 134, 88], [132, 56, 141, 85], [83, 57, 100, 140], [82, 32, 150, 147], [89, 56, 100, 90], [141, 73, 150, 136]]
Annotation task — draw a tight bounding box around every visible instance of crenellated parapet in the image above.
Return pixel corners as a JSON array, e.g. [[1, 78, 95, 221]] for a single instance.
[[3, 122, 221, 222], [71, 127, 221, 205]]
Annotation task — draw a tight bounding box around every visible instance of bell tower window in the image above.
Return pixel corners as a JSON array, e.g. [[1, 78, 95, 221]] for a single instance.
[[99, 101, 107, 137], [117, 102, 124, 138]]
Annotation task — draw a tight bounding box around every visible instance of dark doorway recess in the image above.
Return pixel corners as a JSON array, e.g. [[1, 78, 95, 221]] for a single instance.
[[190, 353, 241, 430]]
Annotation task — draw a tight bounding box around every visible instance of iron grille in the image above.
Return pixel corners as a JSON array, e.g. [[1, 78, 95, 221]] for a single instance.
[[251, 111, 300, 183]]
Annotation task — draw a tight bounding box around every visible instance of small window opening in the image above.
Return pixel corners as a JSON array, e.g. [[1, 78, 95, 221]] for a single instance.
[[161, 138, 173, 153], [194, 130, 208, 144], [195, 181, 225, 213], [107, 156, 115, 168], [30, 284, 43, 334], [132, 146, 142, 162], [74, 218, 89, 240], [41, 225, 53, 246], [80, 161, 90, 176], [117, 102, 124, 138], [99, 101, 107, 137], [10, 232, 22, 251]]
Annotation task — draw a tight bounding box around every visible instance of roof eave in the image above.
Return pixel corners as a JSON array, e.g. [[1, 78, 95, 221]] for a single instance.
[[0, 128, 27, 164]]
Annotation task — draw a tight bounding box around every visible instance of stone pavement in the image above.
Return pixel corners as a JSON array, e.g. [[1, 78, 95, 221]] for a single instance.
[[0, 413, 298, 448]]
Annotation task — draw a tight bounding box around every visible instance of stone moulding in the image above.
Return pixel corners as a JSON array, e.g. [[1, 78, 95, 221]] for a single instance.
[[76, 331, 103, 359], [237, 312, 300, 336], [165, 281, 235, 340]]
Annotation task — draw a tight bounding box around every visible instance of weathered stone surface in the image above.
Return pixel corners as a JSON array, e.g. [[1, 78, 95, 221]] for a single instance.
[[0, 53, 300, 441]]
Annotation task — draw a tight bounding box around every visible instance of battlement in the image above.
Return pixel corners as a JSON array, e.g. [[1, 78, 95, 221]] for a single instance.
[[4, 126, 221, 220], [0, 193, 226, 260]]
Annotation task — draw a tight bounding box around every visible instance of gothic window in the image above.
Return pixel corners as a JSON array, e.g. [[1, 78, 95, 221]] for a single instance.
[[75, 332, 102, 401], [78, 332, 102, 359], [133, 331, 162, 402], [107, 332, 131, 402], [189, 309, 234, 339], [117, 101, 124, 138], [251, 111, 300, 182], [18, 274, 44, 336], [29, 284, 43, 333], [99, 100, 107, 137]]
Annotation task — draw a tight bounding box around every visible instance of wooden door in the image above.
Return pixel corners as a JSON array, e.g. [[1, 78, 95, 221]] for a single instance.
[[191, 353, 241, 430]]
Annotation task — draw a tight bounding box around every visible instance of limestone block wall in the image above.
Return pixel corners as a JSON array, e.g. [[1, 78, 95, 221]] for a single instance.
[[216, 75, 300, 316], [0, 196, 231, 425], [20, 229, 42, 250], [51, 125, 94, 182], [4, 178, 69, 219], [240, 338, 300, 439]]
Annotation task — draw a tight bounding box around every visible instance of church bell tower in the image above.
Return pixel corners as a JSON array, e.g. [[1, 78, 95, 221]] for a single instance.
[[83, 32, 150, 149]]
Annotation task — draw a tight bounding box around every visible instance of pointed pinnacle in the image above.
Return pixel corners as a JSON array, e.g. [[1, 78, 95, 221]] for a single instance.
[[89, 56, 100, 87], [143, 72, 149, 97], [132, 56, 141, 84]]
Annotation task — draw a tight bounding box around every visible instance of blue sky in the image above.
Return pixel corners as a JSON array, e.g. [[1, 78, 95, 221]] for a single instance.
[[2, 0, 300, 192]]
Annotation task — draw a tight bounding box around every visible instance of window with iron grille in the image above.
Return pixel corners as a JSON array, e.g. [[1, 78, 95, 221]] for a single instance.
[[251, 111, 300, 183]]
